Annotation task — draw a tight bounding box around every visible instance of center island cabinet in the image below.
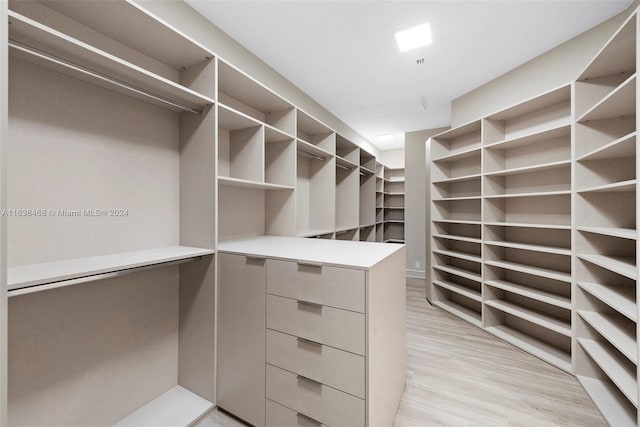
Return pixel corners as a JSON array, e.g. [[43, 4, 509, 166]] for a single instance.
[[217, 236, 406, 427]]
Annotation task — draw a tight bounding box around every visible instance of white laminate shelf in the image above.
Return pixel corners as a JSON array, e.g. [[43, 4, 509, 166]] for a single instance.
[[335, 156, 359, 171], [483, 123, 571, 150], [383, 220, 405, 224], [578, 132, 636, 161], [8, 246, 214, 295], [114, 385, 213, 427], [8, 11, 214, 114], [433, 219, 482, 225], [433, 280, 482, 302], [484, 240, 571, 256], [384, 192, 405, 196], [577, 376, 637, 427], [432, 173, 481, 184], [486, 325, 571, 372], [432, 264, 482, 283], [578, 311, 637, 364], [484, 160, 571, 177], [218, 176, 295, 191], [485, 300, 571, 337], [433, 196, 481, 202], [432, 300, 481, 327], [433, 249, 482, 264], [297, 139, 334, 160], [484, 222, 571, 230], [485, 260, 571, 283], [484, 279, 571, 310], [578, 254, 637, 280], [577, 73, 636, 122], [578, 338, 638, 406], [432, 146, 481, 163], [433, 234, 481, 244], [388, 177, 405, 183], [578, 227, 637, 240], [577, 281, 637, 322], [578, 179, 636, 194], [384, 206, 405, 210], [296, 229, 335, 238], [484, 190, 571, 199]]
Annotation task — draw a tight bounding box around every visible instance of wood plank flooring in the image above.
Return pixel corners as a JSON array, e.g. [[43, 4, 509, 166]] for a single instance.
[[197, 281, 605, 427]]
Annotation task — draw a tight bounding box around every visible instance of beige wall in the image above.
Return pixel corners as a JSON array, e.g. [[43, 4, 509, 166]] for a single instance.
[[451, 5, 636, 126], [138, 0, 380, 158], [405, 128, 447, 281]]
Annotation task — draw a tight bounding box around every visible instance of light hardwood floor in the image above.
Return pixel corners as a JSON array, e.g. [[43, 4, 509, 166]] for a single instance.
[[197, 281, 605, 427]]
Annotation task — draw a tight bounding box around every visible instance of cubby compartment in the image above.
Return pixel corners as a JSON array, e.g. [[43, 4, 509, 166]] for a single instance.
[[359, 225, 376, 242], [383, 221, 404, 243], [336, 135, 360, 166], [577, 232, 636, 281], [483, 85, 571, 147], [432, 153, 481, 181], [384, 209, 405, 222], [218, 105, 265, 185], [483, 195, 571, 227], [433, 177, 481, 200], [360, 150, 376, 174], [432, 277, 482, 326], [431, 120, 481, 161], [484, 224, 571, 256], [484, 167, 570, 197], [297, 110, 336, 155], [384, 193, 404, 208], [265, 129, 296, 188], [218, 60, 295, 135], [296, 149, 336, 237], [385, 180, 405, 194], [376, 207, 384, 223], [360, 173, 376, 227], [575, 119, 636, 161]]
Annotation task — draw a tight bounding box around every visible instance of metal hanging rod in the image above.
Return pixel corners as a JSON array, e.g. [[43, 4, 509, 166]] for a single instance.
[[298, 151, 326, 161], [9, 40, 204, 115], [336, 163, 353, 171]]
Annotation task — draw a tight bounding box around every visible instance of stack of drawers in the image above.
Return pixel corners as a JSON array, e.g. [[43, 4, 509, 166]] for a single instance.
[[265, 259, 366, 427]]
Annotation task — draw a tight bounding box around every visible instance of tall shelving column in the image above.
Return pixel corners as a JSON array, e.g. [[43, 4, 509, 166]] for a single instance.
[[430, 121, 483, 326], [335, 134, 360, 241], [573, 10, 638, 425], [359, 150, 377, 241], [375, 161, 385, 242], [481, 85, 573, 373], [383, 167, 405, 243]]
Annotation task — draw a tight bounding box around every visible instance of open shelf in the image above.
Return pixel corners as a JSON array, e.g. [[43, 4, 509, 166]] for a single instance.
[[8, 246, 214, 294], [432, 299, 482, 327], [485, 260, 571, 283], [483, 123, 571, 150], [484, 190, 571, 199], [578, 338, 637, 406], [577, 376, 637, 427], [433, 280, 481, 302], [578, 131, 636, 162], [432, 173, 481, 185], [218, 176, 294, 191], [486, 325, 571, 372], [433, 219, 482, 226], [485, 279, 571, 310], [483, 222, 571, 230], [577, 74, 636, 123], [297, 139, 333, 159], [578, 254, 637, 280], [432, 264, 482, 283], [578, 226, 636, 240], [579, 311, 637, 364], [485, 299, 571, 337], [433, 249, 481, 264], [433, 234, 482, 244], [484, 240, 571, 256], [483, 160, 570, 177], [577, 282, 637, 322], [8, 11, 214, 114], [114, 386, 213, 427], [432, 147, 481, 163], [577, 179, 636, 194], [297, 109, 335, 155]]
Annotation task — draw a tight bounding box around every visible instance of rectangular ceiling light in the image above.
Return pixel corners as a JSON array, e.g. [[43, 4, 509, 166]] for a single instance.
[[395, 22, 432, 52], [378, 134, 394, 141]]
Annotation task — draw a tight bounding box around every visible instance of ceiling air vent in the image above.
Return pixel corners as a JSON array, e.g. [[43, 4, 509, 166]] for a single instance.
[[420, 96, 429, 111]]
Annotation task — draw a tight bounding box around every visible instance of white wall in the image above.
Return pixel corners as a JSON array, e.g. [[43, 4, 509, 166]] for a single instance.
[[378, 148, 405, 169], [138, 0, 380, 158]]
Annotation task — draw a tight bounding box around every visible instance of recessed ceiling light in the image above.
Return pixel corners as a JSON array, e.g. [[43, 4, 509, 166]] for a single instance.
[[378, 134, 394, 141], [395, 22, 432, 52]]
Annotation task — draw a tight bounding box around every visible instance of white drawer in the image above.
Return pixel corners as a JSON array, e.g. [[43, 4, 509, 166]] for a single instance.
[[266, 364, 365, 427], [266, 329, 365, 398], [267, 259, 365, 313], [266, 399, 328, 427], [267, 294, 365, 356]]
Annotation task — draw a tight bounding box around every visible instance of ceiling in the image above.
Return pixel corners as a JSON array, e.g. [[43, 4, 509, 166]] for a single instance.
[[186, 0, 633, 150]]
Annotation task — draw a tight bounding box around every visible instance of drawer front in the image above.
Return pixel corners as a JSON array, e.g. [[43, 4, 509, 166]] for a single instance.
[[267, 294, 365, 356], [267, 259, 365, 313], [266, 364, 365, 427], [266, 399, 328, 427], [266, 329, 365, 398]]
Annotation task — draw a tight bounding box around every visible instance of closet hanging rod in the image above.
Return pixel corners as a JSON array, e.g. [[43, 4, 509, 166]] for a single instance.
[[298, 151, 326, 161], [336, 163, 353, 171], [8, 40, 204, 115]]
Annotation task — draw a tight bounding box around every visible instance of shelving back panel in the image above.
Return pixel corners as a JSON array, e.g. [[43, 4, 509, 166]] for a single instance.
[[483, 196, 571, 226], [431, 120, 481, 159], [360, 173, 376, 226], [336, 167, 359, 230], [296, 154, 336, 235]]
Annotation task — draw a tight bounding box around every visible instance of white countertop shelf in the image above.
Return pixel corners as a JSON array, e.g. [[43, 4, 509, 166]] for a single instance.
[[217, 236, 403, 269], [8, 246, 214, 294]]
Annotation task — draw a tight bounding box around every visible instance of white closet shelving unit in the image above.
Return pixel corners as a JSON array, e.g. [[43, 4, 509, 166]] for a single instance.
[[5, 1, 217, 425], [360, 149, 377, 242], [574, 10, 638, 426], [383, 166, 405, 243], [375, 161, 385, 242], [430, 120, 483, 326]]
